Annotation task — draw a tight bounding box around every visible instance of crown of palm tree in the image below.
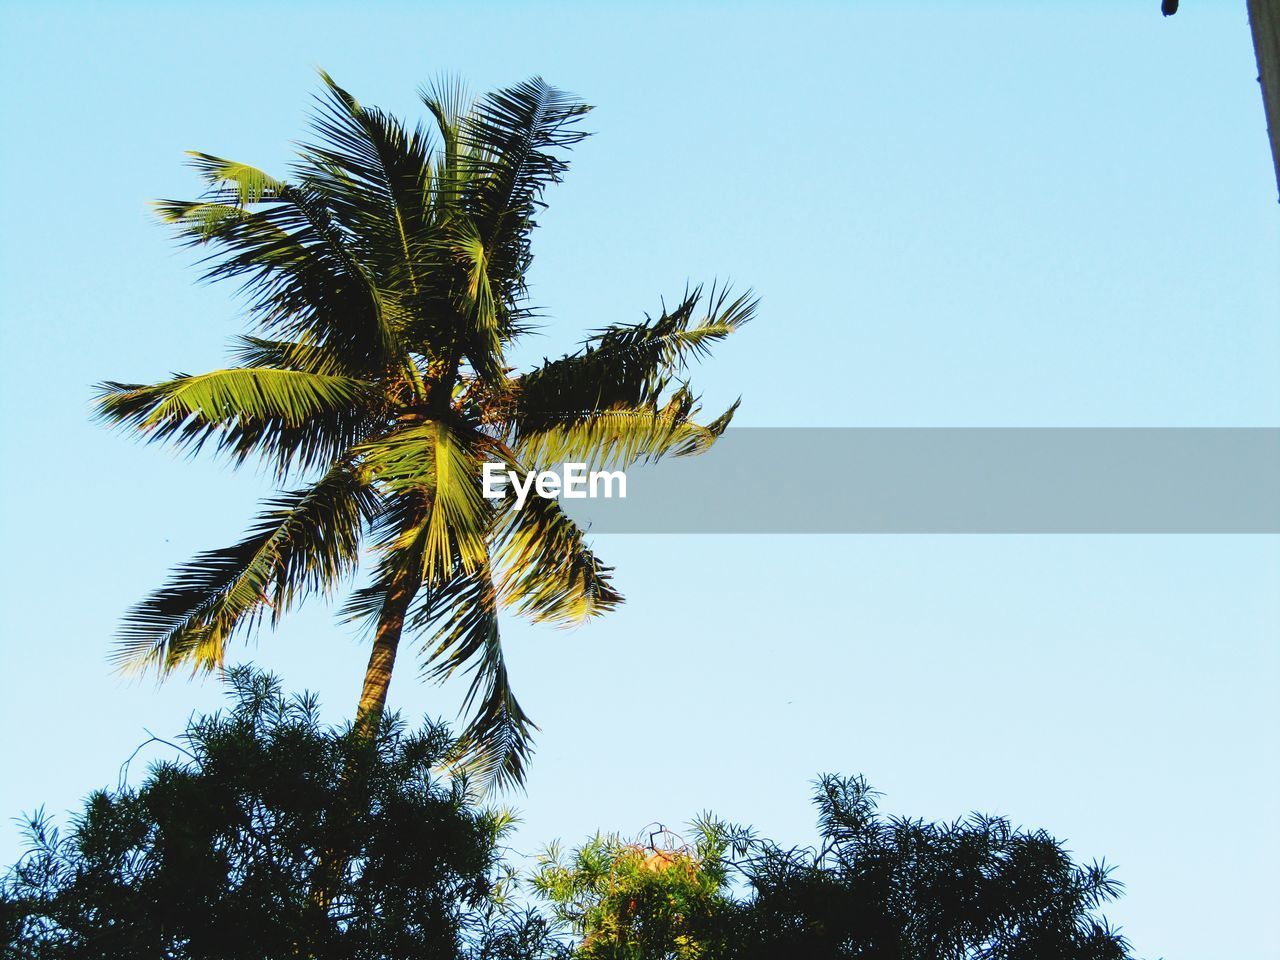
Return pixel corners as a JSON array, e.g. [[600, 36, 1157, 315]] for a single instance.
[[95, 72, 754, 790]]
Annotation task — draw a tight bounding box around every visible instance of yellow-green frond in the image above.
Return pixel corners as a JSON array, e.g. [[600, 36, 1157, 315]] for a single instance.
[[185, 152, 286, 205]]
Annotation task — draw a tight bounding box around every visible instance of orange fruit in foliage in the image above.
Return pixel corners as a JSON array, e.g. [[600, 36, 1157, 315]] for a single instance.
[[642, 851, 677, 872]]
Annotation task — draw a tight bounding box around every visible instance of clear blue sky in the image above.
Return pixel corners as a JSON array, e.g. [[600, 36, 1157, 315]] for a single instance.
[[2, 2, 1277, 956]]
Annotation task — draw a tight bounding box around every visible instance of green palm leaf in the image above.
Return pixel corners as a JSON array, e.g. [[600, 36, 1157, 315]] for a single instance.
[[228, 336, 351, 376], [115, 463, 377, 674], [94, 368, 377, 476], [452, 78, 591, 380], [459, 77, 591, 252], [513, 284, 755, 436], [301, 72, 436, 295], [355, 421, 491, 580], [515, 393, 740, 474], [493, 492, 623, 627], [414, 565, 537, 792], [159, 156, 399, 373], [419, 75, 468, 183]]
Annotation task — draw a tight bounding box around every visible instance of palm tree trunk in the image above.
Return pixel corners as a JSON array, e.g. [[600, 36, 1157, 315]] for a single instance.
[[355, 565, 418, 731], [314, 565, 419, 913]]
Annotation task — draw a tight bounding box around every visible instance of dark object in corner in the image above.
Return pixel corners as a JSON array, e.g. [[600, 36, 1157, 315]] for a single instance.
[[1162, 0, 1179, 15]]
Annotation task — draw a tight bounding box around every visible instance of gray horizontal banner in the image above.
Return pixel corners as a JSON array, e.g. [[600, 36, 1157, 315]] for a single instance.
[[550, 428, 1280, 533]]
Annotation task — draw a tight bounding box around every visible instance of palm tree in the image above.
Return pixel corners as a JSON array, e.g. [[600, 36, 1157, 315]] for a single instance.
[[94, 73, 754, 789]]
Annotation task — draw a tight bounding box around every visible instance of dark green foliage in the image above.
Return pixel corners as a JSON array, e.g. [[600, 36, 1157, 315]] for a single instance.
[[532, 777, 1134, 960], [732, 775, 1132, 960], [1, 678, 1135, 960], [0, 669, 551, 960]]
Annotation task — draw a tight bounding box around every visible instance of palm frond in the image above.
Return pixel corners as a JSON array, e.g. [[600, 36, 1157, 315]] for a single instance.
[[444, 217, 501, 355], [454, 630, 537, 794], [492, 492, 622, 627], [228, 336, 351, 376], [94, 368, 378, 476], [423, 421, 490, 581], [413, 566, 537, 792], [515, 391, 739, 474], [356, 421, 492, 581], [114, 463, 378, 674], [339, 489, 431, 630], [157, 159, 399, 373], [419, 74, 469, 180], [185, 152, 287, 203], [459, 77, 591, 249], [451, 78, 591, 380], [512, 284, 755, 435], [336, 488, 443, 697], [300, 71, 435, 296]]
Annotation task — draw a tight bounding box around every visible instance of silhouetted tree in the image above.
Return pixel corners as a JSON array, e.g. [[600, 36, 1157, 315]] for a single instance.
[[0, 669, 555, 960], [1, 678, 1136, 960], [733, 775, 1132, 959]]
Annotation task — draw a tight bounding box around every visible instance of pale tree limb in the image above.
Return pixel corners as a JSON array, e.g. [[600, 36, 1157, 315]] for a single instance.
[[1247, 0, 1280, 200]]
